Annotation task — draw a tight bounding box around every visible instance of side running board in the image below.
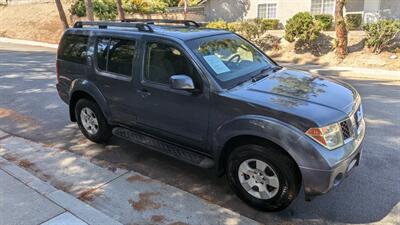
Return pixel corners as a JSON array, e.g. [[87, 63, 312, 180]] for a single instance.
[[112, 127, 215, 169]]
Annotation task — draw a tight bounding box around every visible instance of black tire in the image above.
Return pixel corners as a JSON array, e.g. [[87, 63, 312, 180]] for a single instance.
[[75, 99, 112, 143], [226, 144, 301, 211]]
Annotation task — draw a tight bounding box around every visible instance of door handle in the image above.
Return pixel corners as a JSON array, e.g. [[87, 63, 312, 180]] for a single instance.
[[137, 88, 151, 97]]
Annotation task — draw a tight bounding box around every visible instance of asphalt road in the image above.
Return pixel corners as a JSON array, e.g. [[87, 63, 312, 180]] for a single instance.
[[0, 42, 399, 225]]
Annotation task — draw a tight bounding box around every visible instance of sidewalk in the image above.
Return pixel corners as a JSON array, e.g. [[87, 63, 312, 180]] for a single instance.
[[0, 131, 122, 225], [0, 130, 258, 225]]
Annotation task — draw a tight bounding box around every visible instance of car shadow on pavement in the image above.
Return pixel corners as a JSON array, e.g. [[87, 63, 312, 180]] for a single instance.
[[0, 48, 399, 224]]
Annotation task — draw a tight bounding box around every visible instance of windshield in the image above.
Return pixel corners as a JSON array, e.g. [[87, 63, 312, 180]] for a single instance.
[[187, 34, 274, 89]]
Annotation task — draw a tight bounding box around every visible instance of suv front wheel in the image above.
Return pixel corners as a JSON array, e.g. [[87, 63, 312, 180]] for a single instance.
[[226, 144, 301, 211], [75, 99, 112, 143]]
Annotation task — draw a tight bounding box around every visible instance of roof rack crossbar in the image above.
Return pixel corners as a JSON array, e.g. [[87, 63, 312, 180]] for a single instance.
[[121, 19, 200, 27], [73, 21, 154, 32]]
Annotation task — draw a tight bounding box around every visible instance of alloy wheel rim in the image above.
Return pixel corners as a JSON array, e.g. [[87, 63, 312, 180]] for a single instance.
[[80, 107, 99, 135], [238, 159, 280, 200]]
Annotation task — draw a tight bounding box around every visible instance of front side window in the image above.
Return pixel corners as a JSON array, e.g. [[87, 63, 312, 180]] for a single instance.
[[144, 42, 199, 86], [95, 37, 135, 77], [188, 34, 273, 89], [311, 0, 335, 14], [59, 35, 89, 64]]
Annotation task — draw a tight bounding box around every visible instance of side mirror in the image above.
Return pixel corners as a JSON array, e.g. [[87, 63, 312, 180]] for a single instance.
[[169, 75, 195, 91]]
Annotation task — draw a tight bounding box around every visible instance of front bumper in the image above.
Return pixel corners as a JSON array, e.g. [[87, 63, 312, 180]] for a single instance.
[[300, 118, 365, 199]]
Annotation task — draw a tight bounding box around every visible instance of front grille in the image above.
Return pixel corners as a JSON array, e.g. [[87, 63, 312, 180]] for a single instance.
[[340, 120, 352, 140], [340, 104, 363, 141]]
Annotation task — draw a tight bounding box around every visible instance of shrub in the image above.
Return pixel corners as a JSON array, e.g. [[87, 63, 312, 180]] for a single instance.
[[346, 14, 362, 30], [70, 0, 117, 20], [123, 0, 149, 14], [93, 0, 117, 20], [314, 14, 333, 31], [252, 18, 280, 31], [206, 19, 228, 30], [363, 20, 400, 54], [70, 0, 86, 17], [284, 12, 322, 43]]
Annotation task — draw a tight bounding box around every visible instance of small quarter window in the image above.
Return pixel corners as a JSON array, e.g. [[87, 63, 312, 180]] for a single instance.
[[59, 35, 89, 64], [95, 37, 135, 77]]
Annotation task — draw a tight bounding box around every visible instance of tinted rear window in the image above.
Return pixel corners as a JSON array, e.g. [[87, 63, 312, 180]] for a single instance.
[[59, 35, 89, 64], [95, 37, 135, 77]]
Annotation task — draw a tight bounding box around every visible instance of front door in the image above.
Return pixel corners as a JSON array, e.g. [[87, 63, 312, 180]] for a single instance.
[[135, 39, 210, 150]]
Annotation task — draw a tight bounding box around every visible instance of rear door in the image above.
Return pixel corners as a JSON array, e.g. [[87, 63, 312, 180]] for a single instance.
[[92, 35, 139, 125]]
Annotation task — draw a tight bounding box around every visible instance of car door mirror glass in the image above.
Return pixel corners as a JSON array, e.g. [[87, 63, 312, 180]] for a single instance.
[[169, 75, 195, 91]]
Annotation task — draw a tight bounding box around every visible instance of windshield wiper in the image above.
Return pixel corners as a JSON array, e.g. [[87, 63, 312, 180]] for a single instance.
[[251, 66, 282, 82], [230, 66, 283, 89]]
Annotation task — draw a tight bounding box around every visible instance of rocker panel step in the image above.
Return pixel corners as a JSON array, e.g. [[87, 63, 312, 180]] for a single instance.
[[112, 127, 215, 169]]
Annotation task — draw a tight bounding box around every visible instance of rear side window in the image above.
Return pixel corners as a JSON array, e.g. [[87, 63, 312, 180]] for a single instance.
[[59, 35, 89, 64], [95, 37, 135, 77]]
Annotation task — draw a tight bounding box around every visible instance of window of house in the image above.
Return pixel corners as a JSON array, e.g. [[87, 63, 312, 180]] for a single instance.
[[144, 42, 199, 86], [59, 35, 89, 64], [258, 3, 277, 19], [311, 0, 335, 14], [95, 37, 135, 77]]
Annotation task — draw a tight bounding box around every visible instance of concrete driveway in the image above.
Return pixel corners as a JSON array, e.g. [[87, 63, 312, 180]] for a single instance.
[[0, 42, 399, 224]]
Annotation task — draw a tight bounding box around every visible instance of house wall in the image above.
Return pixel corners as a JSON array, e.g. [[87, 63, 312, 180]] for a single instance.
[[204, 0, 311, 24], [203, 0, 251, 21], [380, 0, 400, 20]]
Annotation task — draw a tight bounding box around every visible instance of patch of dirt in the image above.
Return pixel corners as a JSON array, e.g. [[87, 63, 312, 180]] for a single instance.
[[0, 3, 69, 43], [78, 188, 100, 202], [151, 215, 166, 223], [53, 180, 73, 192], [0, 108, 39, 127], [128, 192, 161, 212], [126, 174, 154, 183], [18, 159, 33, 168], [2, 153, 18, 162], [266, 31, 400, 70]]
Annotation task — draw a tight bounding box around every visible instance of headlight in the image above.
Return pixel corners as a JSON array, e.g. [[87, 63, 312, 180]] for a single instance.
[[305, 123, 344, 150]]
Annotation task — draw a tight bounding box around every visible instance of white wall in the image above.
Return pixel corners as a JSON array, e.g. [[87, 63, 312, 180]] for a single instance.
[[363, 0, 381, 23]]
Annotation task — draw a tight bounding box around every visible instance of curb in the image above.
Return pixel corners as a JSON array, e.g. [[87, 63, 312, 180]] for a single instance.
[[279, 63, 400, 81], [0, 133, 123, 225], [0, 37, 58, 49]]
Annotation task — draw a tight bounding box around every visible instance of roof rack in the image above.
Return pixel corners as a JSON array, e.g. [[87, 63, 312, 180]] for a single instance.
[[73, 21, 154, 32], [121, 19, 200, 28]]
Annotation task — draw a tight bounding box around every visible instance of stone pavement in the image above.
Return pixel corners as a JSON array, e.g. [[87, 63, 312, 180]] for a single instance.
[[0, 130, 258, 225]]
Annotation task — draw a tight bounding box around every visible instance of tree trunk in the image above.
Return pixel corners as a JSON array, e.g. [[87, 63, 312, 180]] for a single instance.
[[85, 0, 94, 21], [335, 0, 348, 58], [55, 0, 69, 29], [116, 0, 125, 20]]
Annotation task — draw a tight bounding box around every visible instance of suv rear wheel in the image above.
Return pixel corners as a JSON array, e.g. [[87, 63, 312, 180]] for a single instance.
[[75, 99, 112, 143], [226, 144, 300, 211]]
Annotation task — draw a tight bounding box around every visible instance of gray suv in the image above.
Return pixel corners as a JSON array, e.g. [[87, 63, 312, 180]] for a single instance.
[[56, 20, 365, 211]]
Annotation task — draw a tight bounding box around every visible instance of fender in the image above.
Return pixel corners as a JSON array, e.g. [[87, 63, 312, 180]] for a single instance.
[[213, 115, 331, 171], [68, 79, 112, 123]]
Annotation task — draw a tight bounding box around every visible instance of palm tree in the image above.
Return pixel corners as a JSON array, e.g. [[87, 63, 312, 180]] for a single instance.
[[116, 0, 125, 20], [55, 0, 69, 29], [335, 0, 348, 58], [85, 0, 95, 21]]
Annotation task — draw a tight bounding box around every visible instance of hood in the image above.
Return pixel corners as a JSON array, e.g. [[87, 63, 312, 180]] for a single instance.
[[228, 69, 359, 126]]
